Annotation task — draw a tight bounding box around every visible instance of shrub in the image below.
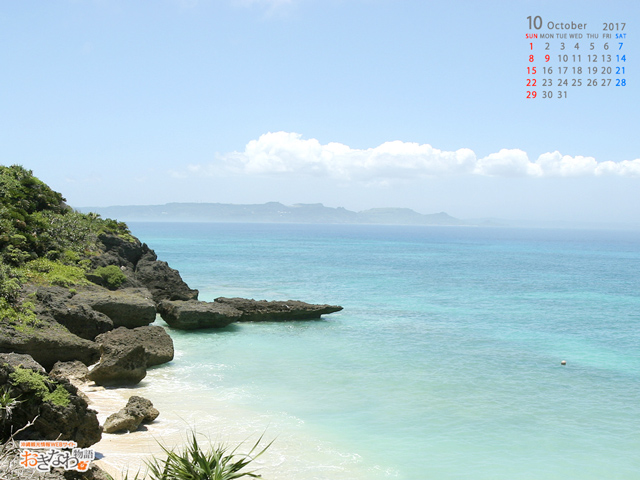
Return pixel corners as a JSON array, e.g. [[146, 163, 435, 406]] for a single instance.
[[125, 431, 272, 480], [9, 367, 70, 407], [92, 265, 127, 289], [98, 218, 137, 244], [0, 264, 22, 303]]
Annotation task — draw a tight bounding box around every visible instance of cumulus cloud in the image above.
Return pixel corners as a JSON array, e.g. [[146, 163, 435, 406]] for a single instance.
[[535, 151, 598, 177], [193, 132, 640, 182], [475, 149, 539, 177], [224, 132, 477, 180]]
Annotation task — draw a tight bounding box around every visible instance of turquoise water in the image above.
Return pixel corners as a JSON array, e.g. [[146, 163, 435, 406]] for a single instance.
[[128, 223, 640, 479]]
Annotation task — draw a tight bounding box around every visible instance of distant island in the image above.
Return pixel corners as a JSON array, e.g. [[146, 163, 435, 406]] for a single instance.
[[77, 202, 495, 226]]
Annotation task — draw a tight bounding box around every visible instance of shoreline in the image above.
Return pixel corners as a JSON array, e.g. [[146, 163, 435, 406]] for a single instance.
[[79, 367, 379, 480]]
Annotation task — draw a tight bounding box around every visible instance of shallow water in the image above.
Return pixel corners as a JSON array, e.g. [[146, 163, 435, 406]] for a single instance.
[[96, 223, 640, 480]]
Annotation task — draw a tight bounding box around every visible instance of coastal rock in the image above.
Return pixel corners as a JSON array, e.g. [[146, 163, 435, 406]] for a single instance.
[[51, 303, 114, 341], [157, 300, 241, 330], [214, 297, 343, 322], [0, 361, 102, 447], [95, 326, 174, 367], [0, 352, 45, 374], [0, 324, 100, 371], [34, 288, 112, 341], [73, 288, 156, 329], [49, 360, 90, 386], [87, 345, 147, 386], [49, 361, 91, 403], [103, 396, 159, 434], [96, 233, 146, 270], [135, 250, 199, 303], [28, 286, 114, 341]]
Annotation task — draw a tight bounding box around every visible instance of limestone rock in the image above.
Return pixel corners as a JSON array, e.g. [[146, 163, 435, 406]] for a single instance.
[[157, 300, 241, 330], [0, 361, 102, 447], [51, 302, 114, 340], [214, 297, 343, 322], [29, 286, 114, 341], [49, 360, 90, 385], [135, 250, 199, 303], [87, 345, 147, 386], [0, 324, 100, 371], [96, 233, 146, 270], [103, 396, 159, 434], [95, 326, 174, 367], [0, 352, 45, 373], [72, 288, 156, 329]]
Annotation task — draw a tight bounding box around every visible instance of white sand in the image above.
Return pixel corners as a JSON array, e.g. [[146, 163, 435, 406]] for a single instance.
[[79, 381, 377, 480]]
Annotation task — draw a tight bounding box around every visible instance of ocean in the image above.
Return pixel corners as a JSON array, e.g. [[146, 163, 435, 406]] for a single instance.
[[97, 223, 640, 480]]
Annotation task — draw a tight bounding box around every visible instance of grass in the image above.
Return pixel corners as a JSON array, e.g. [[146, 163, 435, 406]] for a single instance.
[[0, 298, 41, 333], [9, 367, 70, 407], [0, 387, 21, 422], [125, 431, 273, 480], [18, 258, 91, 287]]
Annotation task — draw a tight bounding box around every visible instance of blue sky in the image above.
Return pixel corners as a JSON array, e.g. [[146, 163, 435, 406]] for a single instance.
[[1, 0, 638, 225]]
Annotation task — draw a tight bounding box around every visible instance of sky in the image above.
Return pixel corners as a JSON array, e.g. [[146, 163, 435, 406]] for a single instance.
[[1, 0, 639, 226]]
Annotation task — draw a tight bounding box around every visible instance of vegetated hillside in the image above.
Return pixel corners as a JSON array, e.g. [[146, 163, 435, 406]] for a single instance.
[[0, 164, 135, 328]]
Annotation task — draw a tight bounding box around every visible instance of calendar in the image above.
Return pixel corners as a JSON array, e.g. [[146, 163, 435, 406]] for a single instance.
[[526, 16, 627, 99]]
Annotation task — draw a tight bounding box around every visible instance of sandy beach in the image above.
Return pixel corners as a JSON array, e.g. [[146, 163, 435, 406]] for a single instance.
[[79, 375, 374, 480]]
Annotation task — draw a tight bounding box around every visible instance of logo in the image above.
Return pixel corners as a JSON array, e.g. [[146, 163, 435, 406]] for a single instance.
[[19, 441, 95, 473]]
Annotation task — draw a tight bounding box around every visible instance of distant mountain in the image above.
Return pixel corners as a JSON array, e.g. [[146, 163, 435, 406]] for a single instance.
[[77, 202, 471, 226]]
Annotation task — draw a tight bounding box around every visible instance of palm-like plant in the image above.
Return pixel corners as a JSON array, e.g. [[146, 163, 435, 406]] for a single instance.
[[127, 431, 273, 480], [0, 387, 21, 422]]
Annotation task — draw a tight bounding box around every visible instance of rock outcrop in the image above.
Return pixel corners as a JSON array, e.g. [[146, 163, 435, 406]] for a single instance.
[[49, 360, 90, 387], [88, 233, 198, 304], [87, 345, 147, 386], [103, 396, 159, 434], [157, 297, 343, 330], [214, 297, 343, 322], [0, 324, 100, 372], [94, 326, 174, 367], [135, 250, 199, 303], [0, 352, 46, 373], [72, 288, 157, 329], [157, 300, 241, 330], [0, 354, 102, 448], [29, 286, 114, 340], [91, 233, 146, 273]]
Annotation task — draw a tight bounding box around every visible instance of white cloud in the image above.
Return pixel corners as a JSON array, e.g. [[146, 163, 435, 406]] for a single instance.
[[191, 132, 640, 182], [534, 151, 598, 177], [596, 159, 640, 177], [475, 149, 540, 177], [224, 132, 477, 180]]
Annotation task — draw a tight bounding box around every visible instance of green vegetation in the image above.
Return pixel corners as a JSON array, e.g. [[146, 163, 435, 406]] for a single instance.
[[0, 298, 40, 332], [0, 386, 21, 422], [0, 164, 137, 324], [92, 264, 127, 289], [98, 218, 137, 244], [9, 367, 70, 407], [125, 431, 272, 480], [19, 258, 91, 287]]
